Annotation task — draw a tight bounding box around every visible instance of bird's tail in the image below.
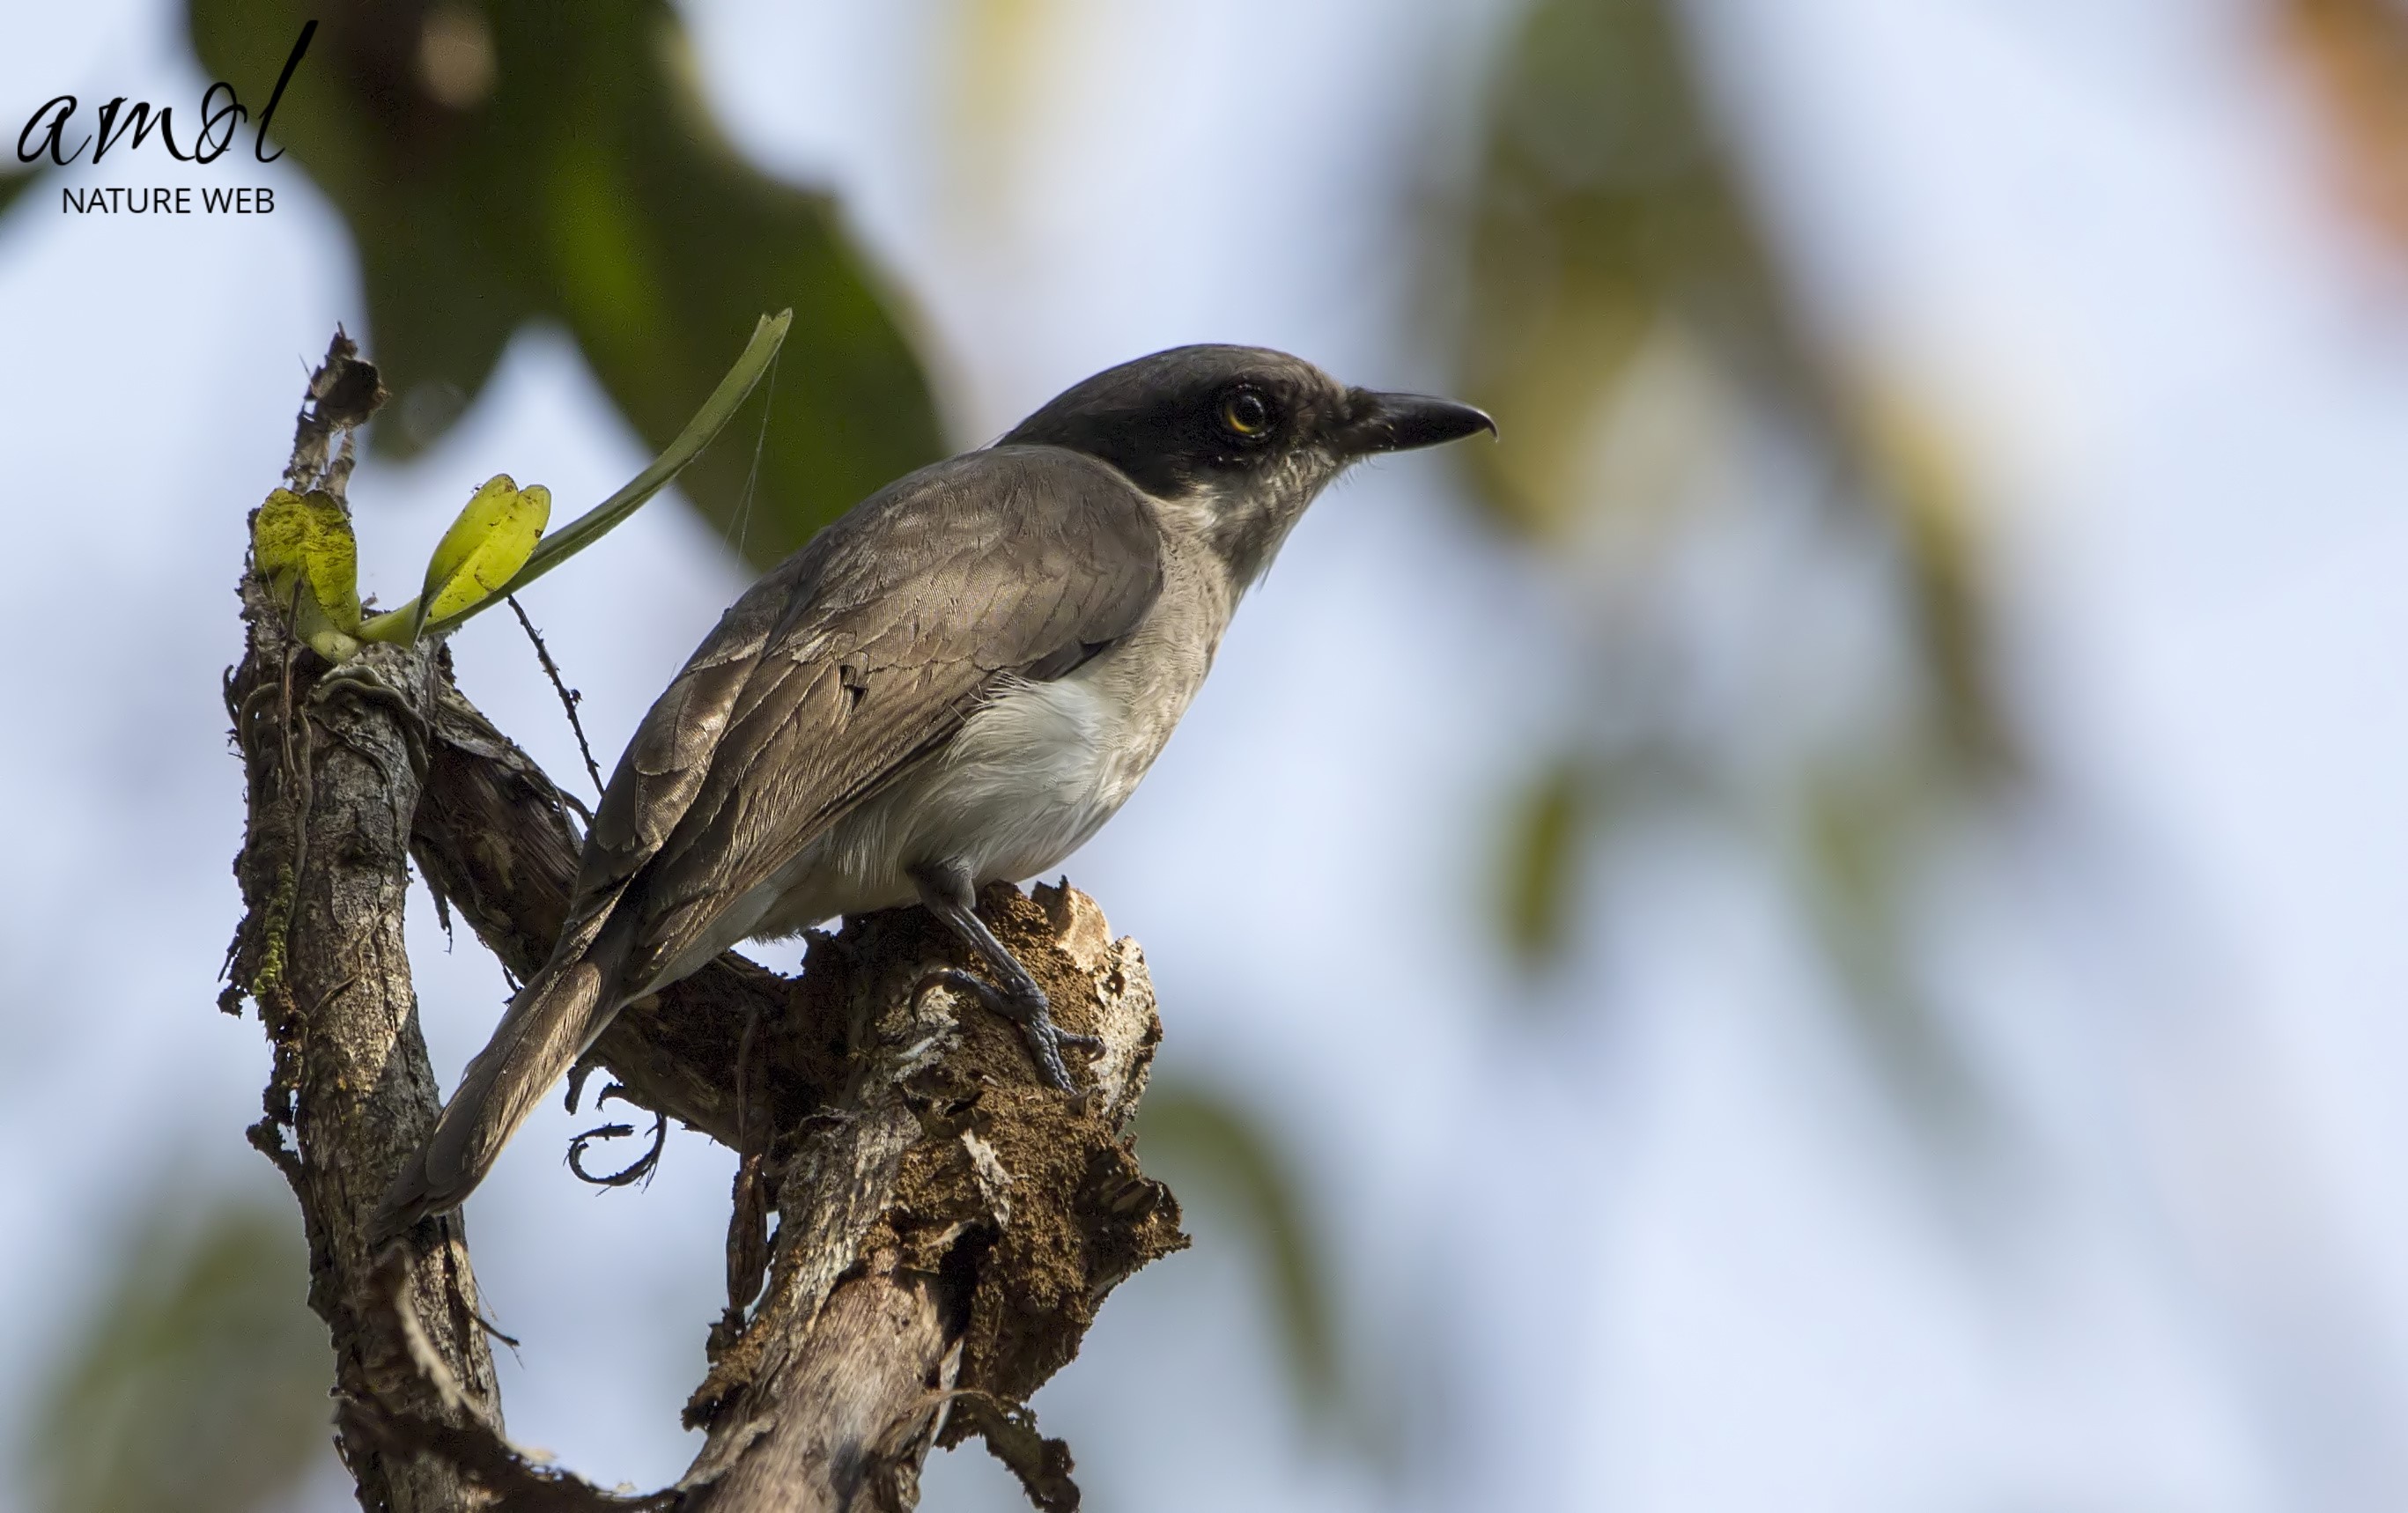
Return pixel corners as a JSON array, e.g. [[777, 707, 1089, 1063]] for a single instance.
[[369, 919, 632, 1245]]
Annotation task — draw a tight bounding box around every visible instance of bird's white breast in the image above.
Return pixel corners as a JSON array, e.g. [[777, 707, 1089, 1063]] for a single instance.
[[736, 624, 1211, 942], [705, 528, 1232, 959], [897, 666, 1142, 885]]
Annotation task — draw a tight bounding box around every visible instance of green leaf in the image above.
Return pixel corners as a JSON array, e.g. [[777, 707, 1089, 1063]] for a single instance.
[[360, 308, 791, 643], [1444, 0, 2016, 1140], [188, 1, 946, 570], [254, 488, 359, 624], [413, 472, 550, 638], [476, 310, 789, 609], [26, 1198, 329, 1513], [252, 486, 361, 659], [1137, 1081, 1341, 1418]]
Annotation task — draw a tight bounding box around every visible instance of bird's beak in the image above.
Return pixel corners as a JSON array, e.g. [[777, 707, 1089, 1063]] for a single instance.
[[1339, 389, 1498, 456]]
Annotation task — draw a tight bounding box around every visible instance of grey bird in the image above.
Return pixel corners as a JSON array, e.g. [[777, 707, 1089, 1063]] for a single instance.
[[371, 344, 1493, 1242]]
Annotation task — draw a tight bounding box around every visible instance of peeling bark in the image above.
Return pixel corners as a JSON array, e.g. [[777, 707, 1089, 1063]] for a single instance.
[[225, 334, 1187, 1513]]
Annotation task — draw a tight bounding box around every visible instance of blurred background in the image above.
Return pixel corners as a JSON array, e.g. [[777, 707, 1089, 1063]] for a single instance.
[[6, 0, 2408, 1508]]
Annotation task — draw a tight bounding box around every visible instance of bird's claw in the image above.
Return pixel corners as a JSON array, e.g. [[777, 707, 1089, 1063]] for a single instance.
[[908, 967, 1097, 1093]]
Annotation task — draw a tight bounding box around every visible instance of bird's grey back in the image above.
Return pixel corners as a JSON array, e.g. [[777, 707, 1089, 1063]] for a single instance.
[[372, 446, 1165, 1241], [576, 445, 1167, 1000]]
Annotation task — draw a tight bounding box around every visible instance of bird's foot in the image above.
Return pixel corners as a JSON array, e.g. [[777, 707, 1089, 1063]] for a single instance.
[[909, 967, 1101, 1092]]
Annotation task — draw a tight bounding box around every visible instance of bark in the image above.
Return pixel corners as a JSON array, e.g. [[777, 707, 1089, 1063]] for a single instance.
[[672, 883, 1178, 1513], [225, 334, 1186, 1513], [224, 335, 501, 1513]]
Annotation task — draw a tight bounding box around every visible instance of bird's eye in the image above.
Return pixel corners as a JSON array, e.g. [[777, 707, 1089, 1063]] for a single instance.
[[1219, 388, 1273, 439]]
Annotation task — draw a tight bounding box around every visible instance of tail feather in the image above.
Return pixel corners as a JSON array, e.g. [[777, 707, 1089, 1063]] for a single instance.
[[370, 925, 632, 1245]]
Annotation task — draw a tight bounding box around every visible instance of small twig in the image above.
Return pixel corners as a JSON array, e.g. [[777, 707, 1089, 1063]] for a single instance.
[[337, 1399, 671, 1513], [348, 1253, 656, 1511], [477, 1313, 523, 1351], [246, 1116, 307, 1188], [507, 594, 605, 799], [567, 1085, 668, 1187], [923, 1390, 1080, 1513], [723, 1005, 772, 1317]]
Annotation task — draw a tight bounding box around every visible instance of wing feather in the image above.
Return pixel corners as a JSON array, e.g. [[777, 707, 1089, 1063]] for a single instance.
[[571, 446, 1163, 993]]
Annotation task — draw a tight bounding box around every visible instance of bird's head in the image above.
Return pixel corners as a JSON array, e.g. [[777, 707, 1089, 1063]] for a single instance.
[[1001, 344, 1495, 587]]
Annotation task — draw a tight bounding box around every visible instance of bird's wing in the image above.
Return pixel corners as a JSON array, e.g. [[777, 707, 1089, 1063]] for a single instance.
[[371, 447, 1163, 1242], [580, 445, 1164, 992]]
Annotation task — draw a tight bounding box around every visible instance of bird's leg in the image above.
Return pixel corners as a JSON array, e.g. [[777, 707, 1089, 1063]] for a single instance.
[[908, 861, 1101, 1092]]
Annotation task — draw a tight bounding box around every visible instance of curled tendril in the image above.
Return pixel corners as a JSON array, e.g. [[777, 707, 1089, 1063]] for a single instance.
[[566, 1084, 668, 1189]]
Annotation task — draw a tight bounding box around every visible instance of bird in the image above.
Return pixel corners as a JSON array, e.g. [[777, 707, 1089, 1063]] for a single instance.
[[370, 343, 1493, 1243]]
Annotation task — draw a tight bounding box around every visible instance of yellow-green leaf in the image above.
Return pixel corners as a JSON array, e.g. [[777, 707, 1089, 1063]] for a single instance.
[[252, 486, 360, 631], [358, 312, 794, 646], [188, 1, 943, 570], [291, 595, 360, 663], [413, 473, 550, 638]]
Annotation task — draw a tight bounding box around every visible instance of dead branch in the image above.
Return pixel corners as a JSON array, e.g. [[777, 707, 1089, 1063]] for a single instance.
[[226, 333, 1186, 1513], [669, 885, 1181, 1512], [224, 333, 501, 1513]]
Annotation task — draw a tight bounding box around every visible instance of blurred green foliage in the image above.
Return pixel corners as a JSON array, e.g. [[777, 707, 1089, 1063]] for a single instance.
[[187, 0, 944, 569], [1498, 755, 1588, 965], [1456, 0, 2013, 1116], [1459, 0, 1791, 538], [24, 1200, 328, 1513], [1137, 1081, 1341, 1420], [1792, 759, 1980, 1121], [8, 1, 2033, 1497]]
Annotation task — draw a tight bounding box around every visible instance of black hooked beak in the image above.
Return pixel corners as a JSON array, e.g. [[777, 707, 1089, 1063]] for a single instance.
[[1339, 389, 1497, 456]]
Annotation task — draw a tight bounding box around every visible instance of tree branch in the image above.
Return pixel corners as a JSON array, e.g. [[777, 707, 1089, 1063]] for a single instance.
[[228, 331, 1186, 1513], [672, 885, 1180, 1512], [224, 333, 501, 1513]]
